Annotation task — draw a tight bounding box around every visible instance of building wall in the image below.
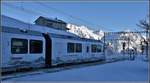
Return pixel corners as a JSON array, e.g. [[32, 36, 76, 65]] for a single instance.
[[35, 18, 67, 31], [52, 22, 66, 30]]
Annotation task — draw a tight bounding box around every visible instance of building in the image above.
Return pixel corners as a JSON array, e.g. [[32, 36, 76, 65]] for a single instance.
[[35, 16, 69, 31]]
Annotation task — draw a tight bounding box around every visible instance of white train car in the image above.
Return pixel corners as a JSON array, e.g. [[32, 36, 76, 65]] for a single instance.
[[1, 15, 104, 69]]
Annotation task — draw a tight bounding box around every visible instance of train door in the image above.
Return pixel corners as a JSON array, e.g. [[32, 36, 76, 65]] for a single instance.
[[42, 33, 52, 67]]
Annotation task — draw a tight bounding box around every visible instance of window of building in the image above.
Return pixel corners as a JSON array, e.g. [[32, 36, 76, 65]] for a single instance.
[[30, 40, 43, 53], [47, 23, 53, 27], [11, 38, 28, 54]]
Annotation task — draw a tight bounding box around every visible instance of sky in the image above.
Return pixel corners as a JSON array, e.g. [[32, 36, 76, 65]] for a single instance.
[[1, 1, 149, 32]]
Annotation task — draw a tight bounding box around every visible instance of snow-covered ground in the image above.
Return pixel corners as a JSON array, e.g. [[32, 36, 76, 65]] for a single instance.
[[3, 57, 148, 82]]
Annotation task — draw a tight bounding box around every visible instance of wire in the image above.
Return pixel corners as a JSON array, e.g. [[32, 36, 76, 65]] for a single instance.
[[4, 3, 42, 16], [3, 2, 115, 31], [34, 2, 112, 31]]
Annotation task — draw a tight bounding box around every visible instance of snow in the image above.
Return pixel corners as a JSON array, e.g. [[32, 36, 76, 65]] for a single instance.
[[1, 15, 78, 37], [1, 15, 148, 82], [3, 58, 148, 82], [66, 23, 148, 55]]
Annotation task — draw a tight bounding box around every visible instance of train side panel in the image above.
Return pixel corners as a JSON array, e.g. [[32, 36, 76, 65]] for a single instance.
[[1, 32, 45, 68], [51, 37, 104, 65]]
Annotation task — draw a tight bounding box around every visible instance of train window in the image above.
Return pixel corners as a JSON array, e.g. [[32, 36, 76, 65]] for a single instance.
[[30, 40, 43, 53], [11, 38, 28, 54], [86, 46, 89, 52], [91, 44, 97, 52], [97, 45, 102, 52], [91, 44, 102, 53], [67, 43, 82, 53], [76, 43, 82, 52], [67, 43, 75, 53]]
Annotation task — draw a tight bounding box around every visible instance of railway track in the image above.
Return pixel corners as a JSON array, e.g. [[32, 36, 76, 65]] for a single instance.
[[2, 58, 127, 81]]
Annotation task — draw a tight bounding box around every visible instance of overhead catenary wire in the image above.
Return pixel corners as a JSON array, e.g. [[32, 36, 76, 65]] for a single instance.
[[3, 3, 42, 16], [34, 2, 114, 31], [3, 2, 114, 31], [35, 2, 97, 26]]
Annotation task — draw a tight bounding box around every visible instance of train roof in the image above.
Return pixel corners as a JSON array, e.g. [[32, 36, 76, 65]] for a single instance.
[[1, 15, 103, 43], [1, 15, 77, 37]]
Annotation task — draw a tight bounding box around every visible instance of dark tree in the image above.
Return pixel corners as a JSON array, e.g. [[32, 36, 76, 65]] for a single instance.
[[137, 15, 149, 29], [137, 15, 150, 61]]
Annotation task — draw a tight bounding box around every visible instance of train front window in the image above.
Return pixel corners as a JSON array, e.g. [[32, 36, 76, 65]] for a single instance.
[[30, 40, 43, 53], [11, 38, 28, 54]]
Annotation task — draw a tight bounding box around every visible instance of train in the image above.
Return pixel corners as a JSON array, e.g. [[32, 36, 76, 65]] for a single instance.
[[1, 15, 105, 69]]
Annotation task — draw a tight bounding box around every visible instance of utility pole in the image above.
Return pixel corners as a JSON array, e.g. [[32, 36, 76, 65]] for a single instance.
[[103, 32, 106, 60], [128, 37, 130, 59], [145, 28, 150, 61], [147, 28, 150, 61]]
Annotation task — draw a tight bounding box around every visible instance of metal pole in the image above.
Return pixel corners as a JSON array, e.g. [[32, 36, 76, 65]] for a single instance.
[[146, 29, 149, 60], [128, 37, 130, 59], [103, 32, 106, 60], [148, 29, 150, 61]]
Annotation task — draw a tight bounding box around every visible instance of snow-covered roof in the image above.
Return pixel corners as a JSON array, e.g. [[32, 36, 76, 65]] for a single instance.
[[1, 15, 77, 37]]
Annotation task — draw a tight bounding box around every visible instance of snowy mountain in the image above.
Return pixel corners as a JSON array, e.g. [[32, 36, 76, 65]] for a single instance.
[[93, 30, 104, 37], [67, 23, 104, 40]]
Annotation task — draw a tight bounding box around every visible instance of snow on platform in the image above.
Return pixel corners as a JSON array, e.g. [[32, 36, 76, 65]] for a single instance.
[[2, 59, 148, 82]]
